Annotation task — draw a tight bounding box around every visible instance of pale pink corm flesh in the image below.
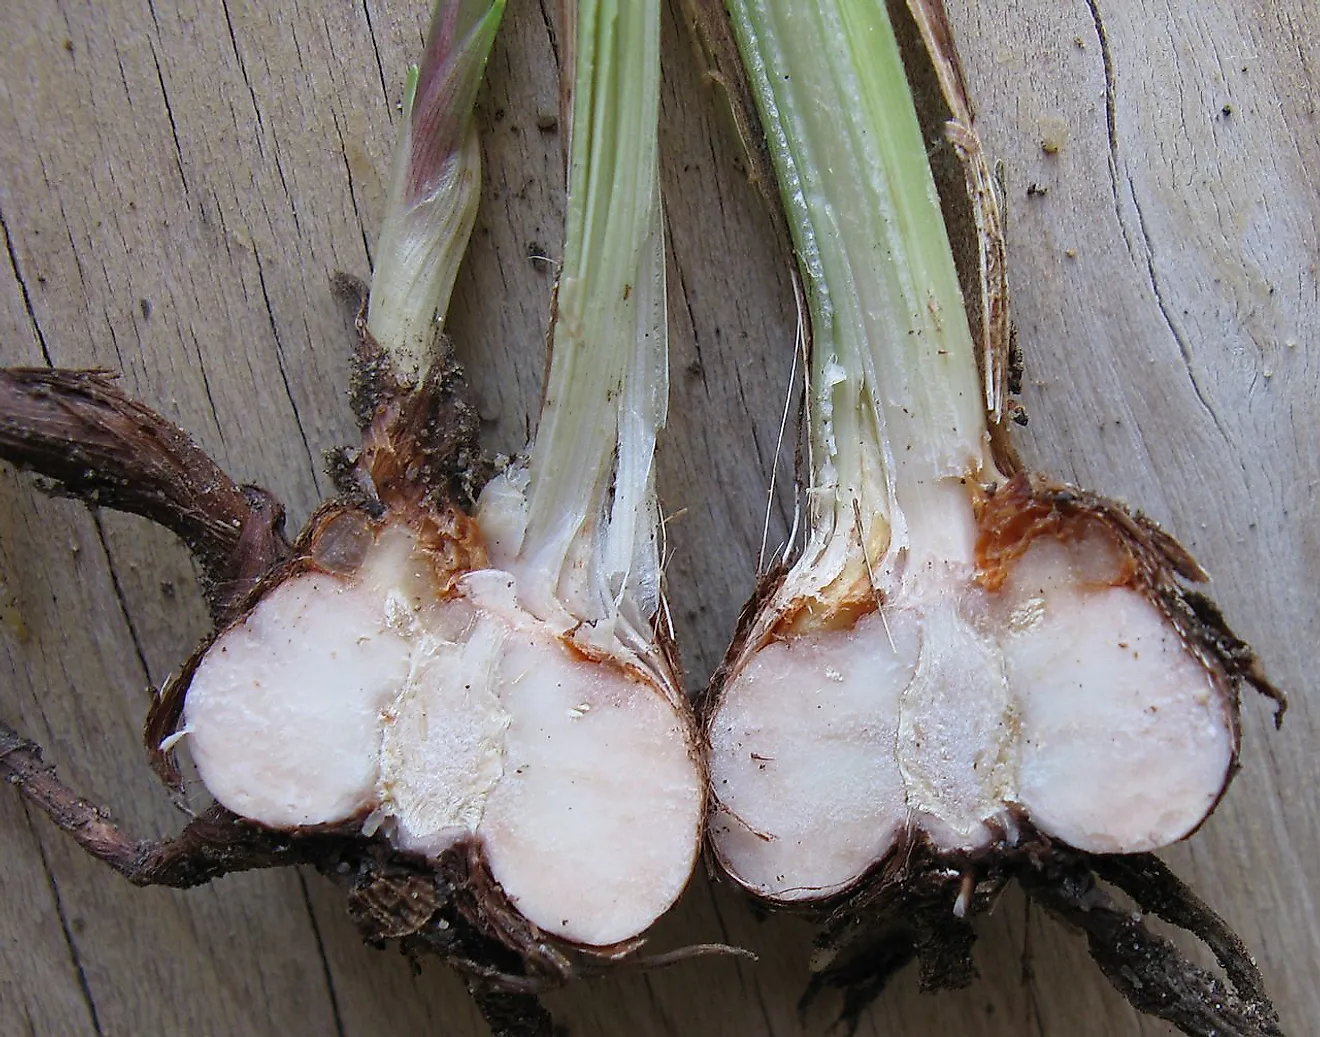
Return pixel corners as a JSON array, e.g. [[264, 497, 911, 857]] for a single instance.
[[182, 526, 703, 948], [707, 487, 1234, 902]]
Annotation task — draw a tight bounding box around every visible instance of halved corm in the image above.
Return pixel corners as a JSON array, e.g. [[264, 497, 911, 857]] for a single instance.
[[711, 475, 1253, 890], [0, 1, 706, 1034], [178, 0, 703, 953], [699, 1, 1284, 1034]]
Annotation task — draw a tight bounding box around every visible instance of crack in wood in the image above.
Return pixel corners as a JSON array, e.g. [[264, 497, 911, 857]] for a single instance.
[[537, 0, 560, 71], [21, 802, 106, 1037], [1083, 0, 1133, 264], [1081, 0, 1233, 451], [333, 110, 375, 267], [147, 39, 189, 196], [1126, 181, 1234, 447], [297, 869, 349, 1037], [359, 0, 393, 107], [88, 512, 153, 688], [250, 245, 321, 492], [0, 208, 54, 366]]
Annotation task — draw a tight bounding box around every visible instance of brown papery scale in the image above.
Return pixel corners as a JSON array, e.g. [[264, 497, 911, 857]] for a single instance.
[[693, 1, 1286, 1035]]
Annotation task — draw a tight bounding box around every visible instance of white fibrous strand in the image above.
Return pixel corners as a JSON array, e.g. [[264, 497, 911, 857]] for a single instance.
[[705, 0, 1238, 903], [180, 0, 701, 950]]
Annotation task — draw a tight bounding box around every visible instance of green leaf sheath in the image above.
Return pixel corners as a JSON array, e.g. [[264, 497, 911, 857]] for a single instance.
[[368, 0, 507, 383], [519, 0, 669, 631], [723, 0, 989, 543]]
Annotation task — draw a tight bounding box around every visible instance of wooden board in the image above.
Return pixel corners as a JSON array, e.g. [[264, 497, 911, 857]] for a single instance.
[[1, 1, 1314, 1034]]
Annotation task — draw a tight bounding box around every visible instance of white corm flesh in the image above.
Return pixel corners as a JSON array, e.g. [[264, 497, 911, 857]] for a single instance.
[[707, 0, 1238, 904], [707, 486, 1236, 902], [184, 521, 701, 948]]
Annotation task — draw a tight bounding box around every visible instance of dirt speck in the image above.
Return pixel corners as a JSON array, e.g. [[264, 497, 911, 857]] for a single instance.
[[1039, 116, 1069, 155]]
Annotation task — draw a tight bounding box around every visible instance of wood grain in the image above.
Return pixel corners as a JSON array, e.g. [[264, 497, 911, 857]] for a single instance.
[[1, 1, 1314, 1035]]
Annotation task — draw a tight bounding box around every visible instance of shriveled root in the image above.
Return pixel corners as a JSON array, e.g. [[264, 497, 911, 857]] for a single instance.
[[0, 360, 558, 1037], [0, 718, 557, 1036], [0, 367, 290, 619], [0, 722, 330, 885], [1022, 856, 1282, 1037], [1090, 854, 1273, 1006], [800, 847, 1282, 1037], [800, 853, 991, 1035], [469, 991, 555, 1037]]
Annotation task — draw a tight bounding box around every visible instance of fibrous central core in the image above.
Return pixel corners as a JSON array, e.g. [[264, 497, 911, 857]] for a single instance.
[[181, 521, 702, 947], [707, 480, 1233, 902]]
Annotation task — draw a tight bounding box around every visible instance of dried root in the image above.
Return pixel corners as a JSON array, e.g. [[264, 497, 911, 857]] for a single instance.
[[799, 844, 1282, 1037], [0, 367, 290, 618], [0, 350, 560, 1036], [0, 718, 556, 1036]]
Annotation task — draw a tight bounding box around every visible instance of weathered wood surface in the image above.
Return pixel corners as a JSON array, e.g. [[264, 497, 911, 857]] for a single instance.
[[0, 0, 1314, 1034]]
